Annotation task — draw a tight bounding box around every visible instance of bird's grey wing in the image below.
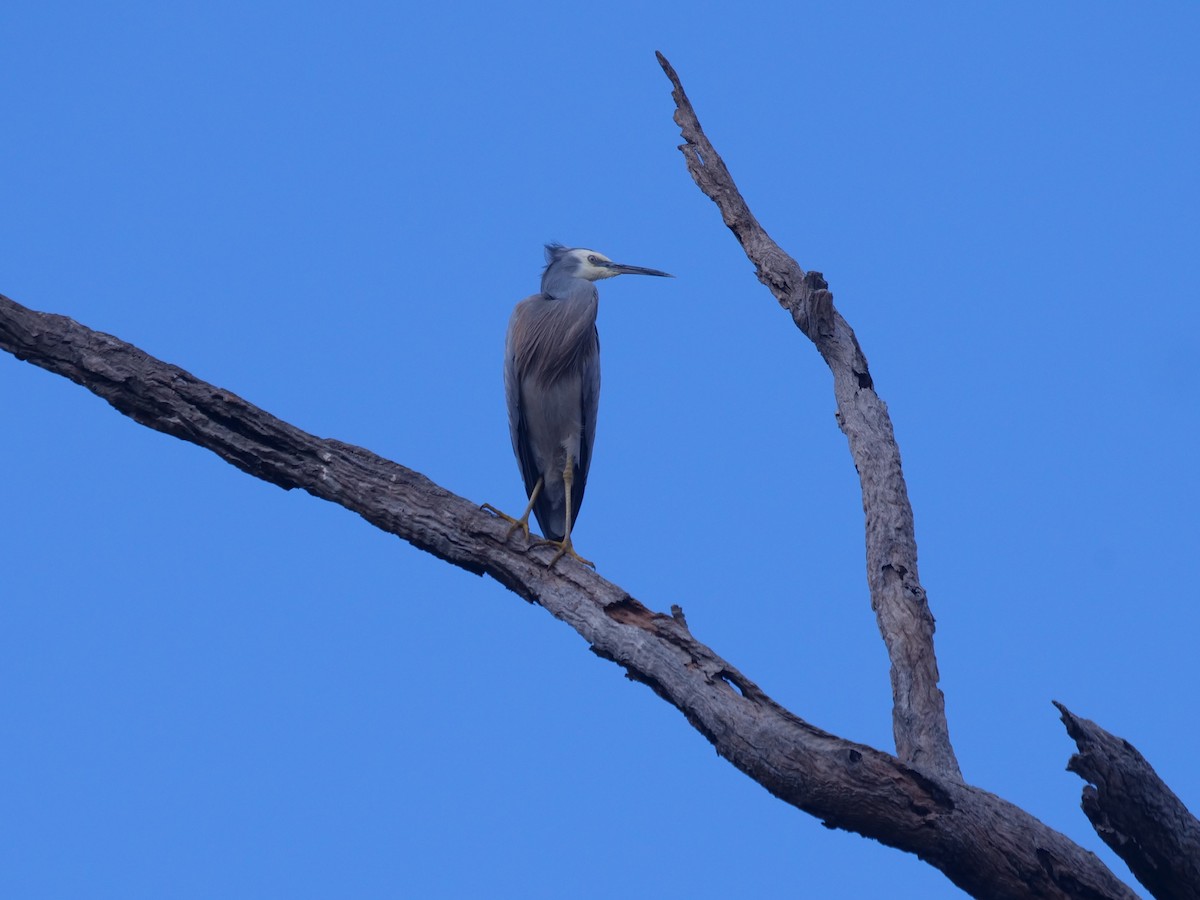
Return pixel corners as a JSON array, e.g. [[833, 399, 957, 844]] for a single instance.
[[505, 297, 543, 502], [573, 327, 600, 514]]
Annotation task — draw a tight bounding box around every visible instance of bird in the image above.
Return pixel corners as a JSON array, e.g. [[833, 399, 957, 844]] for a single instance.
[[483, 244, 672, 567]]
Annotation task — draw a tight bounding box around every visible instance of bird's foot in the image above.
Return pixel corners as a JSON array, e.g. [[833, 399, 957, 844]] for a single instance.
[[480, 503, 533, 542], [549, 537, 594, 570]]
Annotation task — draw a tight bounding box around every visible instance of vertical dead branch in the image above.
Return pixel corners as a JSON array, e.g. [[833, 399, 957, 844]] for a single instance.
[[656, 51, 959, 780]]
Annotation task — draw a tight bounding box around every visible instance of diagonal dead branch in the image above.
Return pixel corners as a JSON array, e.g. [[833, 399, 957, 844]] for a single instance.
[[1057, 702, 1200, 899], [0, 292, 1139, 899], [656, 51, 959, 781]]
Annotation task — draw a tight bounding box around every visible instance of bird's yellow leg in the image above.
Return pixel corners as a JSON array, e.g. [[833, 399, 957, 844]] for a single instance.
[[482, 477, 543, 542], [549, 456, 594, 569]]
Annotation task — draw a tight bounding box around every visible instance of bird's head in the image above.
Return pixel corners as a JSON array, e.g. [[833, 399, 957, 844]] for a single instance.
[[544, 243, 673, 282]]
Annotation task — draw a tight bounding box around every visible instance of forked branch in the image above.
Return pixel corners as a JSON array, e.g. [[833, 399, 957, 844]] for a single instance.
[[11, 51, 1191, 900]]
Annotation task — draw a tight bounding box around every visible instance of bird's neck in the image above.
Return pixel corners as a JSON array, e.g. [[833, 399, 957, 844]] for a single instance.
[[541, 271, 598, 305]]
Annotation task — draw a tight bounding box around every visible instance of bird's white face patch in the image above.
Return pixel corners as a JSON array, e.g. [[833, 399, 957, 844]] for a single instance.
[[570, 249, 617, 281]]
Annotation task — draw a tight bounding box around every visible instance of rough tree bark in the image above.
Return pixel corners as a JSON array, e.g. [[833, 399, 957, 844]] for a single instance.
[[1056, 703, 1200, 900], [2, 54, 1197, 900]]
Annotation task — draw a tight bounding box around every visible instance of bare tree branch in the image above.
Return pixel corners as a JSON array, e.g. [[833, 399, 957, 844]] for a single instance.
[[656, 50, 959, 781], [0, 294, 1142, 899], [1057, 703, 1200, 899]]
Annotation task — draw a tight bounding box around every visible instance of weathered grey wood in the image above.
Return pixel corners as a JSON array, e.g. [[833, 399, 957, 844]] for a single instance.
[[655, 51, 958, 781], [1058, 703, 1200, 899], [0, 293, 1140, 898]]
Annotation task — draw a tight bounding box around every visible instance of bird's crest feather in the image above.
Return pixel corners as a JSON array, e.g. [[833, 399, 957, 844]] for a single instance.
[[543, 242, 570, 272]]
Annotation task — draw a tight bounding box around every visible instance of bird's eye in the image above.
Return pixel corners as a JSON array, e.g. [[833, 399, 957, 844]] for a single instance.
[[587, 255, 598, 264]]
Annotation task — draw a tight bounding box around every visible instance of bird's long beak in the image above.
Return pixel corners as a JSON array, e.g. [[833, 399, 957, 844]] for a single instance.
[[607, 261, 674, 278]]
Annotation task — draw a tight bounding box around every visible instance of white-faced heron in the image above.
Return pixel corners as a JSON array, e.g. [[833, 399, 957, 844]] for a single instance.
[[484, 244, 672, 566]]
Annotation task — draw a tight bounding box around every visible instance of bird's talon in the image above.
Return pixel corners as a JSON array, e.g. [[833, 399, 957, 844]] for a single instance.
[[481, 503, 532, 542], [549, 540, 595, 569]]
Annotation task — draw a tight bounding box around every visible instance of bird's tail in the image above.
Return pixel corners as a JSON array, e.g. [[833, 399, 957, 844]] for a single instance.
[[531, 460, 587, 544], [532, 494, 566, 543]]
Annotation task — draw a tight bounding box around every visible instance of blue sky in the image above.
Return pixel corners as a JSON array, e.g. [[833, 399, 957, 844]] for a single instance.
[[2, 3, 1197, 897]]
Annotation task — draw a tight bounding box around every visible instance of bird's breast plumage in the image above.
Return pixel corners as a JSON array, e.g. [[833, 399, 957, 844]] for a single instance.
[[511, 289, 599, 386]]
